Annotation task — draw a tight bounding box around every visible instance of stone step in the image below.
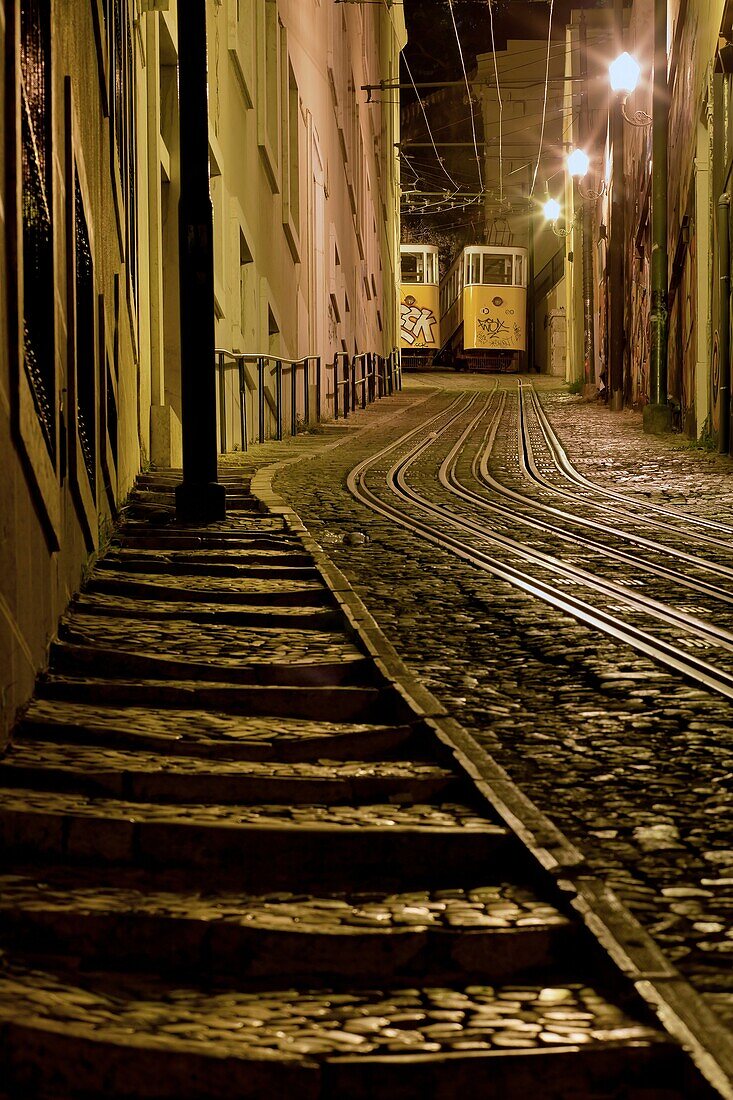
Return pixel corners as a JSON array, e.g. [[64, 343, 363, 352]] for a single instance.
[[86, 572, 334, 606], [95, 556, 319, 579], [58, 612, 362, 662], [71, 592, 343, 630], [51, 640, 373, 689], [107, 546, 314, 566], [0, 790, 511, 888], [0, 869, 576, 983], [18, 700, 417, 762], [37, 675, 405, 723], [115, 530, 294, 550], [118, 519, 287, 541], [0, 960, 690, 1099], [0, 742, 458, 805], [127, 489, 259, 511]]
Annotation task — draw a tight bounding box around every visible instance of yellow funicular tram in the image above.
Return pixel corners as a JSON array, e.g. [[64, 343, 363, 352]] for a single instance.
[[439, 245, 528, 372], [399, 244, 441, 370]]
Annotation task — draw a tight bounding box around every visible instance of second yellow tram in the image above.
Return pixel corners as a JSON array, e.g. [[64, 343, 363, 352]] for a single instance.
[[439, 245, 528, 372]]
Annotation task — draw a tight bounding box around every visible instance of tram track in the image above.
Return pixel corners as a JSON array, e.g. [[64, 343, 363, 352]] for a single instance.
[[347, 390, 733, 704]]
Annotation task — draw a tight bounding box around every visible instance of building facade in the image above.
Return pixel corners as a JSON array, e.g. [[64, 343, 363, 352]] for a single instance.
[[0, 0, 406, 745]]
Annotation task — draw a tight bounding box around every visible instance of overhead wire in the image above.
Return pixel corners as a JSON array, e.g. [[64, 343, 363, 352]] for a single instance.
[[385, 0, 460, 196], [446, 0, 484, 192], [486, 0, 504, 205], [530, 0, 556, 199]]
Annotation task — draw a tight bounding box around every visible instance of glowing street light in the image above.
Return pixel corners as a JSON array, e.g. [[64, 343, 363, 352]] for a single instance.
[[566, 148, 590, 178], [609, 51, 641, 95], [543, 197, 561, 222], [608, 51, 651, 128]]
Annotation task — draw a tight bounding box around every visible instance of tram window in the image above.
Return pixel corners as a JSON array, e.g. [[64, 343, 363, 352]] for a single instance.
[[464, 253, 480, 285], [481, 255, 513, 284], [401, 252, 425, 283], [514, 255, 524, 286], [426, 252, 437, 284]]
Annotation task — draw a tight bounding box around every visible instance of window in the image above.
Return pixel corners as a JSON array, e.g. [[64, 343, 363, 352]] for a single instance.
[[74, 176, 97, 496], [228, 0, 254, 107], [401, 252, 424, 284], [514, 254, 524, 286], [21, 0, 55, 459], [466, 253, 481, 285], [481, 255, 513, 285], [257, 0, 281, 189], [109, 0, 137, 305], [281, 53, 301, 259]]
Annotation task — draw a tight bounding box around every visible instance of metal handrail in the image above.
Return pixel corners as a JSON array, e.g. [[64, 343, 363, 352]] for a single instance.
[[215, 345, 402, 451]]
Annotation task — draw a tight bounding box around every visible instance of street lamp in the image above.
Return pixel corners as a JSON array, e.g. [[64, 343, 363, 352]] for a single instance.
[[609, 51, 652, 127], [543, 197, 561, 223], [566, 148, 606, 200]]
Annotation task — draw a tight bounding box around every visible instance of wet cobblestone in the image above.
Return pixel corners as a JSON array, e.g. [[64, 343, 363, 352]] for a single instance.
[[0, 958, 660, 1060], [266, 381, 733, 1014]]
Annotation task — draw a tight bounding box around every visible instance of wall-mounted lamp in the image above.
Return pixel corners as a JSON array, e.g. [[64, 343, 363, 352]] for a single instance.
[[542, 196, 578, 238], [566, 148, 606, 200], [609, 51, 652, 127]]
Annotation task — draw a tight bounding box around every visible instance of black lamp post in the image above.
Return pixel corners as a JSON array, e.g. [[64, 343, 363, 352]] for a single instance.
[[175, 0, 227, 523]]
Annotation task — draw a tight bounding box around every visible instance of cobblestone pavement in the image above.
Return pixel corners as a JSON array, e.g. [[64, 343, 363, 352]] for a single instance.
[[266, 376, 733, 1034], [2, 452, 705, 1096]]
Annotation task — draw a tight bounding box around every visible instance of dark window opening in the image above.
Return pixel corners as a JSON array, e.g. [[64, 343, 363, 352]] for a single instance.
[[75, 176, 96, 495], [21, 0, 55, 458], [111, 0, 138, 305], [106, 357, 118, 471]]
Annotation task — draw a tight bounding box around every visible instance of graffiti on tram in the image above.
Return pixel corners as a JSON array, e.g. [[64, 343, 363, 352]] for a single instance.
[[400, 294, 438, 348]]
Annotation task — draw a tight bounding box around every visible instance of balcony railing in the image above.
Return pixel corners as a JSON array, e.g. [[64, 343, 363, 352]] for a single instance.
[[215, 348, 401, 453]]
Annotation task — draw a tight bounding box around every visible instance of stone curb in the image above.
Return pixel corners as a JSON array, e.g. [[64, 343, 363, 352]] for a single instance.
[[247, 393, 733, 1099]]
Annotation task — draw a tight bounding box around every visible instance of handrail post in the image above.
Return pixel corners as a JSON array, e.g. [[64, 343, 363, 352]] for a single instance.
[[303, 358, 310, 426], [238, 356, 247, 452], [290, 362, 297, 436], [258, 356, 266, 443], [276, 360, 283, 441], [343, 354, 349, 418], [218, 351, 227, 453], [316, 356, 322, 422], [396, 348, 402, 391], [333, 354, 340, 420], [362, 355, 367, 408], [350, 355, 356, 412]]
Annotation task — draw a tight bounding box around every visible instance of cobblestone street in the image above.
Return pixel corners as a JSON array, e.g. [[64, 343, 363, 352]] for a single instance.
[[3, 374, 733, 1095], [266, 375, 733, 1029]]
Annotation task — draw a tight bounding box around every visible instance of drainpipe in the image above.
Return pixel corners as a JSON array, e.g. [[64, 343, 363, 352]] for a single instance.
[[175, 0, 227, 522], [718, 193, 731, 454], [608, 0, 625, 411], [578, 14, 596, 395], [643, 0, 673, 433]]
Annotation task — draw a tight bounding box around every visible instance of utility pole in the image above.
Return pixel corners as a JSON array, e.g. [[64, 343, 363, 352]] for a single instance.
[[643, 0, 673, 432], [608, 0, 625, 411], [175, 0, 227, 522], [578, 14, 596, 396]]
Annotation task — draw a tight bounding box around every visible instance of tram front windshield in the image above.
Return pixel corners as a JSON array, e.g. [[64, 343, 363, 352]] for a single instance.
[[401, 252, 425, 283], [481, 255, 513, 285]]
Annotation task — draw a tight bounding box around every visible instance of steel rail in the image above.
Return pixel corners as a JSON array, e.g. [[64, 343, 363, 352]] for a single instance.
[[434, 397, 733, 653], [486, 390, 733, 586], [523, 383, 733, 545], [347, 406, 733, 704], [527, 382, 733, 535], [471, 394, 733, 608]]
